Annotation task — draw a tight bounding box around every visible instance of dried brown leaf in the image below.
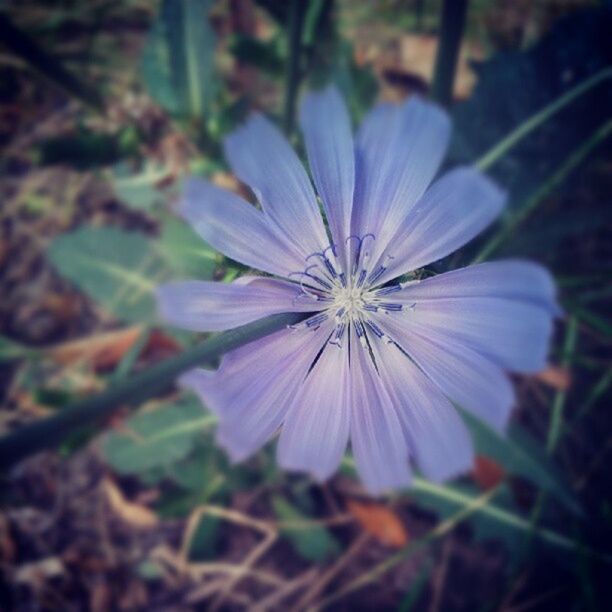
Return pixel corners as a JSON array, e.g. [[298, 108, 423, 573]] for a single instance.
[[472, 455, 506, 491], [49, 326, 143, 369], [347, 500, 408, 548], [534, 366, 572, 391], [102, 477, 159, 529]]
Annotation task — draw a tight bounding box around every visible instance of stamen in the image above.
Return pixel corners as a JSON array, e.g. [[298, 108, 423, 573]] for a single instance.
[[354, 319, 365, 337], [305, 312, 329, 328], [379, 302, 403, 312], [365, 320, 385, 338], [303, 265, 333, 290], [375, 284, 402, 296], [367, 265, 386, 285], [362, 304, 379, 313], [307, 251, 338, 280]]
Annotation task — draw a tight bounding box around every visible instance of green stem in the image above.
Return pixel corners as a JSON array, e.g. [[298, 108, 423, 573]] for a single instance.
[[475, 67, 612, 172], [547, 317, 578, 454], [524, 317, 579, 557], [0, 312, 303, 470], [473, 118, 612, 263], [431, 0, 468, 107], [283, 0, 307, 135]]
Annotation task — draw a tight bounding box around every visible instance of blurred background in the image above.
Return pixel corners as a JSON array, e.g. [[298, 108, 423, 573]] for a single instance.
[[1, 0, 611, 610]]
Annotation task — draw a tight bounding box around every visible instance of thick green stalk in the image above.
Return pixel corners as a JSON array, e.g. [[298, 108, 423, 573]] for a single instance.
[[0, 312, 303, 470], [283, 0, 307, 135], [431, 0, 468, 107]]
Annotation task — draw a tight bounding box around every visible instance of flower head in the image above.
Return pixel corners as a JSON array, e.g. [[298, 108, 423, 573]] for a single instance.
[[157, 86, 559, 494]]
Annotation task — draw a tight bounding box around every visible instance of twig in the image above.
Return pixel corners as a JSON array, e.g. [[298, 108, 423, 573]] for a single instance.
[[428, 538, 452, 612], [297, 532, 371, 611], [315, 487, 500, 609], [251, 568, 319, 612]]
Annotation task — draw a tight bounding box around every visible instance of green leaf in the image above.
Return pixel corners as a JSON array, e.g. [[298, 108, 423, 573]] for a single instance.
[[461, 410, 582, 516], [48, 226, 167, 322], [48, 224, 216, 323], [142, 0, 218, 119], [102, 397, 215, 474], [157, 215, 217, 279], [110, 161, 174, 211], [272, 495, 341, 563]]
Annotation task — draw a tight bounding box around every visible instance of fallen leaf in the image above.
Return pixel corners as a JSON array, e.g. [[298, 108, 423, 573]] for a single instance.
[[347, 500, 408, 548], [534, 366, 571, 391], [472, 455, 506, 491], [146, 329, 181, 356], [102, 477, 159, 529], [49, 326, 143, 369]]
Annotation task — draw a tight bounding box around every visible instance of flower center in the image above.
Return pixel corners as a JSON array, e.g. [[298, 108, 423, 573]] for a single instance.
[[333, 285, 367, 319], [291, 236, 410, 349]]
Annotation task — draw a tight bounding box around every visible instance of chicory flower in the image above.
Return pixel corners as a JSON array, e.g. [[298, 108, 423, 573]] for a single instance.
[[157, 86, 559, 494]]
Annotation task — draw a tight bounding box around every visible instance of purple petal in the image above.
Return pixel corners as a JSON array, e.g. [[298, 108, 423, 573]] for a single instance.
[[277, 341, 350, 480], [350, 328, 411, 494], [396, 260, 560, 315], [157, 277, 322, 332], [224, 114, 329, 257], [370, 337, 474, 482], [375, 314, 515, 432], [180, 178, 304, 277], [376, 167, 506, 284], [180, 324, 331, 461], [389, 261, 558, 372], [353, 97, 450, 260], [402, 297, 553, 373], [300, 86, 355, 264]]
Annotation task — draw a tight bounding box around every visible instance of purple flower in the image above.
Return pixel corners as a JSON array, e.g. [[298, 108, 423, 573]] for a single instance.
[[157, 86, 559, 494]]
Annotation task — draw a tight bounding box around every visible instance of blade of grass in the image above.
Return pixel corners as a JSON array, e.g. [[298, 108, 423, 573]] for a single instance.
[[473, 118, 612, 263], [567, 305, 612, 337], [503, 317, 582, 605], [547, 317, 578, 454], [570, 367, 612, 427], [317, 486, 501, 609], [475, 67, 612, 172], [0, 312, 305, 470], [110, 326, 152, 382]]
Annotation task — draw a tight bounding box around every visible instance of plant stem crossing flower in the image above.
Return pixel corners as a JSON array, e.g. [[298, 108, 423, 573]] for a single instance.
[[157, 86, 559, 494]]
